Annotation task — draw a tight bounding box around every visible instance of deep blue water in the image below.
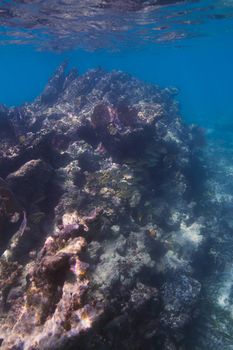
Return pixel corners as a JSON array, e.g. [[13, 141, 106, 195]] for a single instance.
[[0, 26, 233, 126]]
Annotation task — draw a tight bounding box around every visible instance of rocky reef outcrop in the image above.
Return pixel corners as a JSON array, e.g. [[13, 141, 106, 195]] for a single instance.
[[0, 64, 206, 350]]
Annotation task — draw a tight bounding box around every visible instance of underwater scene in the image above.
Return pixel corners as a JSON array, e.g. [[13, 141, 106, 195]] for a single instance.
[[0, 1, 233, 349]]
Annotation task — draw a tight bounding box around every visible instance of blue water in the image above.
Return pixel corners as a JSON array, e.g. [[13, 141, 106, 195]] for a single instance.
[[1, 34, 233, 125]]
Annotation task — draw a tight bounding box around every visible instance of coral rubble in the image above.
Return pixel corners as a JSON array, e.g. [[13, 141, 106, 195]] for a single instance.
[[0, 64, 206, 349]]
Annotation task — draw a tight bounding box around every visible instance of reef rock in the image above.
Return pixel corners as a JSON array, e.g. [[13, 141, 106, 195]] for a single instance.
[[0, 64, 206, 350], [6, 159, 53, 207]]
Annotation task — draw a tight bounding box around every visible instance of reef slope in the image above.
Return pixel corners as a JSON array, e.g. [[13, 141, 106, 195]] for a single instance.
[[0, 64, 205, 350]]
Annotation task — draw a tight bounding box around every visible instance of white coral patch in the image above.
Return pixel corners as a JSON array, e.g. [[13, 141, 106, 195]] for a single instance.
[[216, 264, 233, 317], [62, 211, 79, 225], [171, 221, 203, 259], [179, 221, 203, 246]]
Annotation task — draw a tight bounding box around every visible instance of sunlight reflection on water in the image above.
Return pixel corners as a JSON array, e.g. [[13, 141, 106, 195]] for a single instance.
[[0, 0, 232, 51]]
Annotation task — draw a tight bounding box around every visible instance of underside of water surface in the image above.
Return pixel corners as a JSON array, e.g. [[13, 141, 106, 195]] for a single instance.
[[0, 1, 233, 350]]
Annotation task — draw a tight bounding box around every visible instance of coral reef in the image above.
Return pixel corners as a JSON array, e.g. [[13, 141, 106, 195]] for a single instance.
[[0, 64, 206, 349]]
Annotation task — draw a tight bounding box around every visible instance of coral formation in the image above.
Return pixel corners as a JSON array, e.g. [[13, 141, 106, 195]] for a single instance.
[[0, 64, 206, 349]]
